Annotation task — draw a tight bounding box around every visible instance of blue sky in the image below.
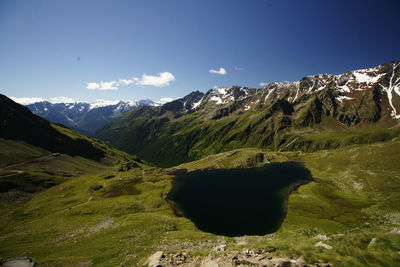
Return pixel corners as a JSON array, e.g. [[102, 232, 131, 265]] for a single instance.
[[1, 0, 400, 103]]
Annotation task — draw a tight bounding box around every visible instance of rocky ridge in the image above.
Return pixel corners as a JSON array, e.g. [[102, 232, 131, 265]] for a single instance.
[[146, 61, 400, 122], [94, 61, 400, 167]]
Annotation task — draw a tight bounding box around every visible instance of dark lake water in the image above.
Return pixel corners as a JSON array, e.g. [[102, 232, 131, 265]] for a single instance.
[[167, 162, 313, 237]]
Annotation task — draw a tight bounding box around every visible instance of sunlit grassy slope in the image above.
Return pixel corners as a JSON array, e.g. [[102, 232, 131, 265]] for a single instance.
[[0, 122, 144, 198], [95, 100, 400, 168], [1, 138, 399, 266]]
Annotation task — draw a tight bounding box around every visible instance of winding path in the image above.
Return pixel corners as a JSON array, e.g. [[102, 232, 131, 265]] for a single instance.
[[0, 153, 61, 179], [0, 170, 24, 179]]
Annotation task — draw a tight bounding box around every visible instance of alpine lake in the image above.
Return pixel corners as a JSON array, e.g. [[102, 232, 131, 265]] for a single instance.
[[167, 162, 314, 237]]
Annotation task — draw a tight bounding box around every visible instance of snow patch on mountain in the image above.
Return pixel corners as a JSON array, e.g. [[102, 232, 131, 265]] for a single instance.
[[209, 86, 233, 105], [215, 87, 227, 95], [192, 97, 204, 110], [336, 96, 354, 103], [379, 63, 400, 119], [89, 100, 121, 109], [210, 96, 223, 105], [337, 83, 351, 93], [265, 88, 274, 102], [353, 72, 380, 84]]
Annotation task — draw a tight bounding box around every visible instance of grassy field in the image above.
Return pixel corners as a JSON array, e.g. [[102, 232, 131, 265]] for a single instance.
[[1, 139, 399, 266]]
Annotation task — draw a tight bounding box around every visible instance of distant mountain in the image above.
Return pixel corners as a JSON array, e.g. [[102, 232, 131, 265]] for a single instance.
[[0, 94, 145, 194], [94, 61, 400, 167], [1, 94, 107, 161], [25, 99, 159, 135]]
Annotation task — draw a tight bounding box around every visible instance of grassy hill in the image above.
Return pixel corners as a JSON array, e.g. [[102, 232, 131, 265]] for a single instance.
[[1, 139, 399, 266], [0, 95, 146, 202]]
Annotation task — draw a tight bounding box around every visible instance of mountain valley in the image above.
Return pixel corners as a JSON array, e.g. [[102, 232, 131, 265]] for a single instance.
[[1, 62, 400, 266]]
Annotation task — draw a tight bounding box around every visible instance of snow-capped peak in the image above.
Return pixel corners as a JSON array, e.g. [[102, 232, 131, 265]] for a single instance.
[[89, 99, 121, 109], [10, 96, 168, 110], [208, 86, 235, 105], [215, 86, 228, 96], [10, 97, 46, 105]]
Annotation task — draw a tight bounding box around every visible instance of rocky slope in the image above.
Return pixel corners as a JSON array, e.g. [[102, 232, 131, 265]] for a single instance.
[[26, 99, 158, 135], [94, 61, 400, 167]]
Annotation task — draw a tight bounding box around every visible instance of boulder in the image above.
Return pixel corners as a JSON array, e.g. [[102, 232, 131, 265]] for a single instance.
[[143, 251, 163, 267], [314, 242, 333, 250], [200, 259, 219, 267]]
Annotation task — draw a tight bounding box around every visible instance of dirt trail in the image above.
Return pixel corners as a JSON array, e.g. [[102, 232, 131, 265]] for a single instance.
[[0, 170, 24, 179], [4, 153, 61, 169], [0, 153, 61, 179], [15, 196, 94, 229]]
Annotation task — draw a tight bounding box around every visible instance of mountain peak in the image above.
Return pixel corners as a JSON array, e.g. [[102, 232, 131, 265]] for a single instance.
[[93, 61, 400, 167], [24, 99, 160, 135]]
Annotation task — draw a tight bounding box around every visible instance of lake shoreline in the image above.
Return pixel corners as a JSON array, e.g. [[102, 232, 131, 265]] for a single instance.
[[165, 161, 314, 237], [278, 163, 315, 230]]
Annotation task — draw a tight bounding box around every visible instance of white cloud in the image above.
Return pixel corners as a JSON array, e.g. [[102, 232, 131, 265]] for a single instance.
[[209, 67, 227, 75], [260, 82, 268, 87], [136, 72, 176, 87], [86, 82, 100, 90], [234, 66, 243, 71], [87, 72, 175, 90], [86, 81, 118, 90], [119, 78, 138, 85], [10, 96, 82, 105], [49, 96, 76, 103], [99, 81, 118, 90], [10, 97, 45, 105], [157, 97, 174, 104]]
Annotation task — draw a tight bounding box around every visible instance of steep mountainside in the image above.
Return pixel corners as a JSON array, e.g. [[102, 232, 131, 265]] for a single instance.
[[94, 61, 400, 167], [1, 94, 104, 161], [26, 99, 158, 135], [0, 94, 144, 194], [0, 94, 142, 164]]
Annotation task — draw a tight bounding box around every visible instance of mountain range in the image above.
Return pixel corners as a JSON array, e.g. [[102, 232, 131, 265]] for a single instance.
[[24, 99, 159, 135], [94, 61, 400, 167], [1, 61, 400, 266]]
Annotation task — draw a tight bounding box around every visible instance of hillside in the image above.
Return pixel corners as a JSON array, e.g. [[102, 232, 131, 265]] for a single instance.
[[0, 94, 145, 197], [1, 140, 399, 266], [94, 61, 400, 167]]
